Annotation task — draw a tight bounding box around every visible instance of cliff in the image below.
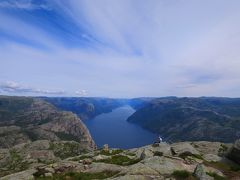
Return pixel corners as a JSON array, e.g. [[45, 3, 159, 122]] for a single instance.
[[0, 95, 95, 149], [127, 97, 240, 142]]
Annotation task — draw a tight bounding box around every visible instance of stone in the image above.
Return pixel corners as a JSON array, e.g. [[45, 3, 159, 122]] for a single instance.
[[44, 172, 53, 177], [227, 139, 240, 164], [152, 142, 172, 156], [123, 162, 160, 176], [103, 144, 109, 152], [44, 167, 55, 173], [193, 164, 213, 180], [82, 158, 92, 165], [1, 169, 37, 180], [93, 154, 110, 161], [140, 149, 153, 160], [109, 174, 164, 180], [171, 142, 200, 157], [142, 156, 191, 175], [203, 154, 221, 162]]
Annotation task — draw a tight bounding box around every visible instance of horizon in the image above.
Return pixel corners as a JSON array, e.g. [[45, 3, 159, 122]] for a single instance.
[[1, 0, 240, 98], [1, 94, 240, 99]]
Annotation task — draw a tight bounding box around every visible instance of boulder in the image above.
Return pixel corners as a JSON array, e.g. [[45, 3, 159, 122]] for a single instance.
[[86, 162, 126, 174], [1, 169, 37, 180], [227, 139, 240, 164], [203, 154, 221, 162], [123, 162, 160, 176], [142, 156, 189, 175], [193, 164, 213, 180], [152, 142, 172, 156], [103, 144, 109, 152], [171, 142, 200, 157], [140, 149, 153, 160], [109, 174, 164, 180]]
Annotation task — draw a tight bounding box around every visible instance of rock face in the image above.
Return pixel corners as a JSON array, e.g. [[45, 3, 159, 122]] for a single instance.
[[193, 164, 213, 180], [127, 97, 240, 142], [42, 97, 127, 120], [0, 96, 95, 149], [228, 139, 240, 164]]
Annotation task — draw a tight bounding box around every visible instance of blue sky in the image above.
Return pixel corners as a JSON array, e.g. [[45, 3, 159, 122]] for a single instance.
[[0, 0, 240, 97]]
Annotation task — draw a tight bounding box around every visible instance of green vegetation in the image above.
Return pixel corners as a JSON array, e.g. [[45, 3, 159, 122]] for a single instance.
[[125, 151, 135, 156], [35, 170, 119, 180], [172, 170, 191, 178], [94, 155, 141, 166], [8, 150, 24, 170], [99, 149, 123, 156], [230, 164, 240, 172], [179, 152, 203, 160], [49, 142, 83, 159], [206, 172, 226, 180], [218, 144, 228, 155], [204, 161, 240, 178], [153, 151, 163, 156], [55, 132, 80, 142], [71, 155, 92, 161]]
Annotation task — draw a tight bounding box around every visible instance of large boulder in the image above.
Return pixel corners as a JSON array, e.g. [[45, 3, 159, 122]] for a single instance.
[[122, 162, 160, 176], [203, 154, 222, 162], [171, 142, 200, 157], [227, 139, 240, 164], [109, 174, 164, 180], [142, 156, 192, 175], [1, 169, 37, 180], [193, 164, 213, 180]]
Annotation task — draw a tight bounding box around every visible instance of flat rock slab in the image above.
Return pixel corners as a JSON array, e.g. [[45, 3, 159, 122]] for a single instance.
[[142, 156, 188, 175], [171, 142, 200, 156], [108, 174, 164, 180]]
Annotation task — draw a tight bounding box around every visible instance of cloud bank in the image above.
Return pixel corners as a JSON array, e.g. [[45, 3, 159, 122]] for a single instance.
[[0, 81, 65, 95], [0, 0, 240, 97]]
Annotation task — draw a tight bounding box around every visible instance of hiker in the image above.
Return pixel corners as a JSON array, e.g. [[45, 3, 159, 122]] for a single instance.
[[159, 135, 163, 143]]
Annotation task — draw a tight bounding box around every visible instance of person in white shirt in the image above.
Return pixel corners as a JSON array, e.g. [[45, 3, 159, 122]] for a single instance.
[[159, 136, 163, 143]]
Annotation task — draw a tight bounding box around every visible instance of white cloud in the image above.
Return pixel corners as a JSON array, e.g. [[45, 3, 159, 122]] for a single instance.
[[75, 90, 87, 96], [0, 0, 51, 11], [0, 81, 65, 95]]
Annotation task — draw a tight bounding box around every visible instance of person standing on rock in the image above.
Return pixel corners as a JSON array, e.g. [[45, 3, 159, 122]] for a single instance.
[[159, 135, 163, 143]]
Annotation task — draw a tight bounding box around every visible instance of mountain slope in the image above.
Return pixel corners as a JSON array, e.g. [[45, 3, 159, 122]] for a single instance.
[[0, 96, 95, 149], [43, 97, 127, 120], [127, 97, 240, 142]]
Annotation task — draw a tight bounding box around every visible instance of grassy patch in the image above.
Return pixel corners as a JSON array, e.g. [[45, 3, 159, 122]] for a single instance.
[[179, 152, 203, 160], [71, 155, 92, 161], [94, 155, 141, 166], [206, 172, 226, 180], [99, 149, 123, 156], [125, 152, 135, 156], [172, 170, 190, 178], [35, 170, 119, 180], [204, 161, 240, 179], [230, 164, 240, 172], [49, 142, 84, 159], [153, 151, 163, 157]]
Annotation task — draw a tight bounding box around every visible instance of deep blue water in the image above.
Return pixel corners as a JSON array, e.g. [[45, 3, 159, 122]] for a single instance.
[[83, 105, 157, 149]]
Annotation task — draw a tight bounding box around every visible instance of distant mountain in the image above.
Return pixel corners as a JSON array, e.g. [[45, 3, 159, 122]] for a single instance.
[[42, 97, 127, 120], [0, 96, 95, 149], [127, 97, 240, 142]]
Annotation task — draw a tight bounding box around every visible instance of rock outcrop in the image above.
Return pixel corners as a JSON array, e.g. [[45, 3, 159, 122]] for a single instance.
[[1, 141, 238, 179], [0, 96, 95, 149], [228, 139, 240, 164]]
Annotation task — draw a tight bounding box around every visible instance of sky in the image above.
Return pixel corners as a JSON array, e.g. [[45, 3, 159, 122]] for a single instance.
[[0, 0, 240, 98]]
